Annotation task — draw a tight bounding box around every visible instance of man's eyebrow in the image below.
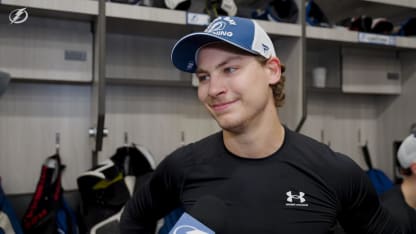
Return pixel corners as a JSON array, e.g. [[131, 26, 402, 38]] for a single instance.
[[195, 55, 243, 73]]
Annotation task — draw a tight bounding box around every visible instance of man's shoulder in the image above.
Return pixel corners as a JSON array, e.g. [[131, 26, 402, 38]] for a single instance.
[[286, 128, 330, 151], [166, 131, 223, 164], [284, 128, 363, 178], [381, 185, 403, 204], [285, 128, 338, 161]]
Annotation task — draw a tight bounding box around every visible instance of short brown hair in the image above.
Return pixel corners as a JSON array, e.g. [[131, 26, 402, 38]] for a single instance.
[[256, 56, 286, 108]]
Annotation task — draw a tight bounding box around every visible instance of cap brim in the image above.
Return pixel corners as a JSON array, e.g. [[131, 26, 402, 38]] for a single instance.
[[171, 32, 257, 73]]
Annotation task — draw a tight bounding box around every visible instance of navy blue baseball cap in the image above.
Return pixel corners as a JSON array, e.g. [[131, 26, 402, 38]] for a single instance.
[[171, 16, 276, 73]]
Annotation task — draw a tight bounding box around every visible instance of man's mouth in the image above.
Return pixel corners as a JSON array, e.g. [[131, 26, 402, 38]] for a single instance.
[[210, 100, 237, 112]]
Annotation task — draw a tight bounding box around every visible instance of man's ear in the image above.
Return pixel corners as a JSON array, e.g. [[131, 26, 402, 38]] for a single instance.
[[410, 163, 416, 175], [265, 57, 281, 85]]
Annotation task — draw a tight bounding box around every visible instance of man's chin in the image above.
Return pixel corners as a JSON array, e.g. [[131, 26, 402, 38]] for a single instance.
[[215, 119, 244, 133]]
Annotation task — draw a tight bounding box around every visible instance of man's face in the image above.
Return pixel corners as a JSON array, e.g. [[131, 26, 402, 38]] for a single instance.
[[195, 43, 278, 133]]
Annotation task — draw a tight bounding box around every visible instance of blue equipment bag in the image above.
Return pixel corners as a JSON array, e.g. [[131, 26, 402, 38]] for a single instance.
[[362, 144, 393, 195]]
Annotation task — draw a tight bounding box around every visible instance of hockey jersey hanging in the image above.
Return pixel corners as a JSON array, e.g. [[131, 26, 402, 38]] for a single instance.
[[22, 154, 78, 234]]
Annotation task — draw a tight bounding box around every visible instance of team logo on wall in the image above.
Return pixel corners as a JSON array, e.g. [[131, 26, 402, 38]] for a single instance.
[[9, 7, 29, 24]]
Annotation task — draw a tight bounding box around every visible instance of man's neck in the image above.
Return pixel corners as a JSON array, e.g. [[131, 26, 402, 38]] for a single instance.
[[222, 111, 285, 159], [401, 178, 416, 208]]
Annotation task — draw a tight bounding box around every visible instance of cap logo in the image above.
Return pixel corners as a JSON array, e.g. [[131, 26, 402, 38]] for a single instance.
[[205, 17, 236, 37], [262, 43, 270, 54], [186, 61, 194, 71]]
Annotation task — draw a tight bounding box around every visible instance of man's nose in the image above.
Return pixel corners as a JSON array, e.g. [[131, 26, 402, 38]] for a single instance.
[[207, 74, 226, 97]]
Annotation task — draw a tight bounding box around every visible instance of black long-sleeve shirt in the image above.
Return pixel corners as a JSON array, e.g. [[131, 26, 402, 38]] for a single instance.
[[121, 128, 402, 234], [381, 185, 416, 234]]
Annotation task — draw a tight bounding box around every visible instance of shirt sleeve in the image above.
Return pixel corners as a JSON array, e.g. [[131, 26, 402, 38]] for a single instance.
[[120, 147, 188, 234], [334, 153, 403, 234]]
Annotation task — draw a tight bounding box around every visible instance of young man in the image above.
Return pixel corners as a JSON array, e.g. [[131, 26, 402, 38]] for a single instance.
[[381, 133, 416, 233], [120, 16, 401, 233]]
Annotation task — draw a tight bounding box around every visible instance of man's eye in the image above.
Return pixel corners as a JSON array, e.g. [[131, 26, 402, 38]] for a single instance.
[[224, 67, 237, 73], [197, 75, 209, 82]]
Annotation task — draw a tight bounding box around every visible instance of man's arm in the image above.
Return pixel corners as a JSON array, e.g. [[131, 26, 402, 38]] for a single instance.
[[120, 193, 158, 234], [120, 148, 186, 234], [120, 173, 158, 234], [335, 153, 403, 234]]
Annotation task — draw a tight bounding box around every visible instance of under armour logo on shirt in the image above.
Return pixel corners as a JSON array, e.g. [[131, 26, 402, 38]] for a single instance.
[[286, 191, 306, 203]]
